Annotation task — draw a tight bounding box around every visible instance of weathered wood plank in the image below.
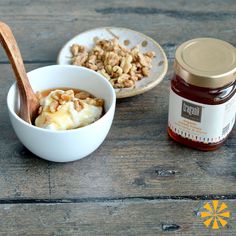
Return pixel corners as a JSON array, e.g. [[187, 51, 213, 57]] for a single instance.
[[0, 0, 236, 62], [0, 199, 235, 235], [0, 63, 51, 198], [0, 0, 235, 235], [0, 63, 235, 199]]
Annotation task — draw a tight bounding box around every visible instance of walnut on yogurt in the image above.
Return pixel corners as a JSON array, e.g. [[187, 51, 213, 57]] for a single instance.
[[70, 38, 155, 89], [35, 89, 104, 130]]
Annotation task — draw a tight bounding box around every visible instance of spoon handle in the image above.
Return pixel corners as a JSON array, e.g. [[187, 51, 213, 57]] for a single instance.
[[0, 21, 38, 123]]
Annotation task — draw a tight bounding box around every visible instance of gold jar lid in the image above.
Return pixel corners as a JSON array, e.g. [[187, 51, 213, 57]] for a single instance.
[[174, 38, 236, 88]]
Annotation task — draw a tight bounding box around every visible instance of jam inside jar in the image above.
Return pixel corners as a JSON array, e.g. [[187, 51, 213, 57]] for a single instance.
[[168, 75, 236, 150], [168, 38, 236, 151]]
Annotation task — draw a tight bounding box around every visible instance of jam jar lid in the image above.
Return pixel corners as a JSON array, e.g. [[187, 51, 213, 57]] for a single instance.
[[174, 38, 236, 88]]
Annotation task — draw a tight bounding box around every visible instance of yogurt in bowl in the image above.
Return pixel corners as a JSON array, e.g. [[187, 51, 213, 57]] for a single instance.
[[35, 88, 104, 130], [7, 65, 116, 162]]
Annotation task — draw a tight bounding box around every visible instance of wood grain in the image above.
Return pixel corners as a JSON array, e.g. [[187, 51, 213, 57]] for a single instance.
[[0, 0, 236, 62], [0, 1, 235, 235], [0, 63, 235, 199], [0, 199, 235, 235]]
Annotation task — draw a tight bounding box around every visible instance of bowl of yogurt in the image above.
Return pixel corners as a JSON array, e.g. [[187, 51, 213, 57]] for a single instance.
[[7, 65, 116, 162]]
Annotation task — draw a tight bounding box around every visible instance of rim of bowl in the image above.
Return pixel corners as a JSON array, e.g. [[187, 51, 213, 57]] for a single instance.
[[7, 65, 116, 134]]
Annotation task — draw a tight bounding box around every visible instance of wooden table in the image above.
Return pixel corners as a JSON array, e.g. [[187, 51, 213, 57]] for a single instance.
[[0, 1, 235, 235]]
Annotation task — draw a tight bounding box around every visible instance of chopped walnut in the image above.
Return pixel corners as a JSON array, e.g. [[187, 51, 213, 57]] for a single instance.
[[75, 91, 91, 100], [65, 90, 74, 95], [71, 38, 155, 89], [37, 89, 104, 117], [74, 100, 84, 112], [113, 65, 123, 76], [49, 100, 59, 113], [85, 97, 104, 107], [142, 67, 150, 76], [72, 51, 88, 66], [71, 44, 85, 56], [94, 98, 104, 107], [145, 51, 156, 59], [124, 79, 134, 88], [104, 52, 120, 67]]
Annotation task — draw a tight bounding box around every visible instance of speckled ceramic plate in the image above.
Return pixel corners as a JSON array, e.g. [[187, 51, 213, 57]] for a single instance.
[[57, 27, 168, 98]]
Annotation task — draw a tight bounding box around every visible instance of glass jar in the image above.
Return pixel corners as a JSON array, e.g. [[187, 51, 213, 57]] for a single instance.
[[168, 38, 236, 150]]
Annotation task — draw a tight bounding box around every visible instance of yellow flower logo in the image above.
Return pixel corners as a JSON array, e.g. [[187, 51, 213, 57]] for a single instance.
[[200, 200, 230, 229]]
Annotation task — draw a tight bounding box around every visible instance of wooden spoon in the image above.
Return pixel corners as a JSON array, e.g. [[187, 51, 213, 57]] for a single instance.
[[0, 21, 39, 124]]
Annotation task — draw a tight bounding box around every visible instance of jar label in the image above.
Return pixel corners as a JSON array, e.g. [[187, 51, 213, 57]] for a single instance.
[[168, 88, 236, 143]]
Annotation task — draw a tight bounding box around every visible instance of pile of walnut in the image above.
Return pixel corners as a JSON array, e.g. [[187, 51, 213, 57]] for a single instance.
[[71, 38, 155, 89], [37, 90, 104, 115]]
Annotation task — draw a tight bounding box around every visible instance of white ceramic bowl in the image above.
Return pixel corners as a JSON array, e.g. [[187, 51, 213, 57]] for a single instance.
[[7, 65, 116, 162]]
